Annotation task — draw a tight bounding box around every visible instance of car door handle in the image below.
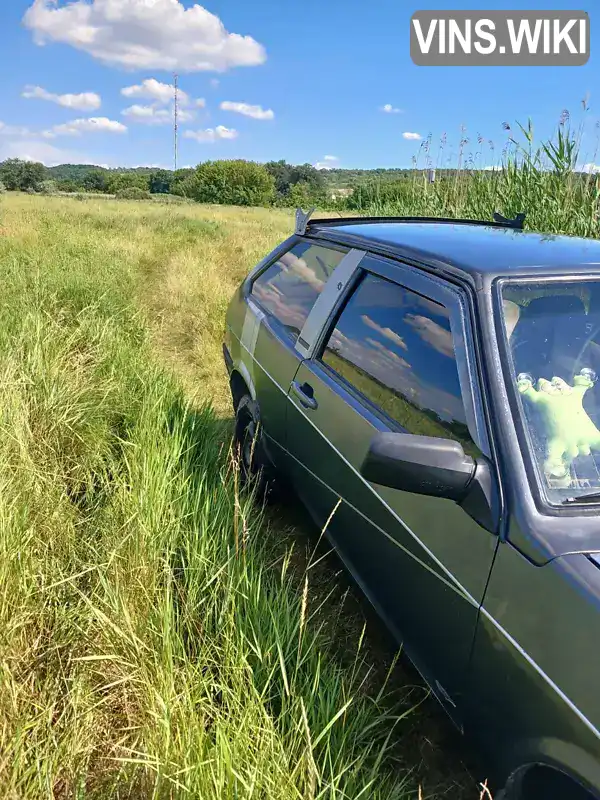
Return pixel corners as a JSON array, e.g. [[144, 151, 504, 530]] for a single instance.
[[290, 380, 318, 410]]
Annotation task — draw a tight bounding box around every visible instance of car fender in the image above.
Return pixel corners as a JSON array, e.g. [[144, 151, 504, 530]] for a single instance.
[[233, 360, 256, 402], [498, 736, 600, 798]]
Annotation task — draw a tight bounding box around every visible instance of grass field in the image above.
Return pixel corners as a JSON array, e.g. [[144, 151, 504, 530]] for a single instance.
[[0, 194, 484, 799]]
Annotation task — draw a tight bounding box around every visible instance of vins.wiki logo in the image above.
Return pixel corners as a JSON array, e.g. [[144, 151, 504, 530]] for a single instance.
[[410, 10, 590, 66]]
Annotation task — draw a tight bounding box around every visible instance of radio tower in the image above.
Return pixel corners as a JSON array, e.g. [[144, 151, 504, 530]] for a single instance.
[[173, 73, 179, 171]]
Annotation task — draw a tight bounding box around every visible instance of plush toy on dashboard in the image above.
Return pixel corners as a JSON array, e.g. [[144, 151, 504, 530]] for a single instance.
[[517, 368, 600, 485]]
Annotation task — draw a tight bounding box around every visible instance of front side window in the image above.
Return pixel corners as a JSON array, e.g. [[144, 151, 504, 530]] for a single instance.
[[498, 280, 600, 504], [251, 242, 346, 342], [320, 273, 476, 454]]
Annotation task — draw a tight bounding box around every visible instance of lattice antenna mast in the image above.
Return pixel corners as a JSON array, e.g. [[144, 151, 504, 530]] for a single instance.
[[173, 73, 179, 172]]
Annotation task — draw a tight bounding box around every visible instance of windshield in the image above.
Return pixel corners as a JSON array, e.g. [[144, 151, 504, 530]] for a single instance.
[[499, 279, 600, 505]]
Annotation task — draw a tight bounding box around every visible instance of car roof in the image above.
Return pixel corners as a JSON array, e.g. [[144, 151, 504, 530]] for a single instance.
[[307, 220, 600, 279]]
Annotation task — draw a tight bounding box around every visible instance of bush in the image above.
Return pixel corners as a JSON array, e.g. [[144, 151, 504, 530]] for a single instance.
[[39, 180, 58, 195], [0, 181, 6, 194], [107, 172, 150, 194], [184, 160, 275, 206], [56, 179, 79, 193], [278, 180, 325, 208], [115, 187, 151, 201]]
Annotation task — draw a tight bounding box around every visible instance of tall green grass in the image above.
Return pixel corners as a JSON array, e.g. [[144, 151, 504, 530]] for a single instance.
[[3, 115, 596, 797], [0, 196, 454, 798], [347, 116, 600, 238]]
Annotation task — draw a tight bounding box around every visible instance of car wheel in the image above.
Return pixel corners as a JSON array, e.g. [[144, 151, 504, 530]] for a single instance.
[[234, 394, 275, 499], [495, 767, 596, 800], [494, 769, 524, 800]]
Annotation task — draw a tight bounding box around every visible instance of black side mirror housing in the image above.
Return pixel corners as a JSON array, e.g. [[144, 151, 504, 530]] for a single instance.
[[360, 432, 499, 534]]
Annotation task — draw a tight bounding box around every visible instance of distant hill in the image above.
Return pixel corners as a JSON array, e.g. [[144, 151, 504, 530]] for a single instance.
[[323, 168, 418, 190], [48, 164, 157, 181]]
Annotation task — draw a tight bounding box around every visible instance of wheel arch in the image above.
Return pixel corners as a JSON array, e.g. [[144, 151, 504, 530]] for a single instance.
[[501, 758, 599, 800], [230, 367, 254, 409]]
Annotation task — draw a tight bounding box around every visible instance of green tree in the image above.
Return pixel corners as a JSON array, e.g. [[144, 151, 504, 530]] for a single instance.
[[288, 163, 325, 191], [284, 181, 322, 208], [115, 187, 151, 200], [0, 159, 48, 191], [56, 179, 79, 193], [149, 169, 173, 194], [264, 160, 325, 202], [264, 160, 293, 195], [106, 172, 150, 194], [170, 168, 198, 197], [185, 160, 275, 206], [82, 169, 108, 193]]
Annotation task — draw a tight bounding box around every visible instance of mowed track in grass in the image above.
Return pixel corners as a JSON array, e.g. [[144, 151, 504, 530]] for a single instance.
[[0, 194, 479, 799]]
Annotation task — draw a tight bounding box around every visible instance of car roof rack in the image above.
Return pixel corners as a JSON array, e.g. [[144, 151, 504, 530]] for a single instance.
[[296, 208, 526, 233]]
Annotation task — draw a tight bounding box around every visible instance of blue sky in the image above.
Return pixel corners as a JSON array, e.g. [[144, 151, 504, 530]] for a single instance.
[[0, 0, 598, 170]]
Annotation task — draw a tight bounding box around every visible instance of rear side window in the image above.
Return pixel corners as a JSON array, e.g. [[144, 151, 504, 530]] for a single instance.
[[251, 242, 347, 343], [320, 273, 476, 451]]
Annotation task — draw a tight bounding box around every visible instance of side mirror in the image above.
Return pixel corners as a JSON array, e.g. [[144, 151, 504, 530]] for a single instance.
[[360, 432, 499, 533]]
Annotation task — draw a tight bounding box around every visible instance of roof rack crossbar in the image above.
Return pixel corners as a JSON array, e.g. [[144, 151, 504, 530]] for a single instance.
[[302, 211, 526, 232]]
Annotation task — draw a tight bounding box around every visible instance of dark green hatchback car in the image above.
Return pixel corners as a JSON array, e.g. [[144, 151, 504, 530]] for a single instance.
[[223, 211, 600, 799]]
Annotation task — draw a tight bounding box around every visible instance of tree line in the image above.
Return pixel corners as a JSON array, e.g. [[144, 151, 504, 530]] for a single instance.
[[0, 157, 450, 208], [0, 157, 337, 207], [4, 154, 596, 215]]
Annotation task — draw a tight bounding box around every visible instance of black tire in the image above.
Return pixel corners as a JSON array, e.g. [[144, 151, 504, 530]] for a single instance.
[[493, 768, 523, 800], [234, 394, 276, 499], [495, 767, 596, 800]]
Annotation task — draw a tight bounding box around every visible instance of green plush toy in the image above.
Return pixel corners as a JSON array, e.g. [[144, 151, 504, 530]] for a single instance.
[[517, 368, 600, 484]]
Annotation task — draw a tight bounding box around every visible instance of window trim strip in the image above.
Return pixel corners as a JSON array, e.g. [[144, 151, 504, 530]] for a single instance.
[[295, 248, 366, 359]]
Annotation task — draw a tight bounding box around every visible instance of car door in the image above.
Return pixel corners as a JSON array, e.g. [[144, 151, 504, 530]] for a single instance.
[[241, 238, 350, 461], [284, 254, 500, 716]]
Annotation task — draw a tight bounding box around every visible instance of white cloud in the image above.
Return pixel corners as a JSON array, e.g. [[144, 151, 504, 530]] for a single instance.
[[122, 104, 172, 125], [122, 104, 196, 125], [45, 117, 127, 137], [361, 315, 408, 350], [195, 98, 206, 108], [220, 101, 274, 120], [366, 338, 411, 369], [178, 109, 196, 123], [314, 154, 340, 170], [402, 132, 422, 141], [0, 137, 90, 166], [23, 0, 267, 72], [121, 79, 198, 125], [581, 162, 600, 174], [405, 314, 454, 358], [381, 103, 402, 114], [0, 122, 36, 138], [183, 125, 238, 143], [22, 84, 101, 111], [121, 78, 187, 106], [482, 164, 502, 171]]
